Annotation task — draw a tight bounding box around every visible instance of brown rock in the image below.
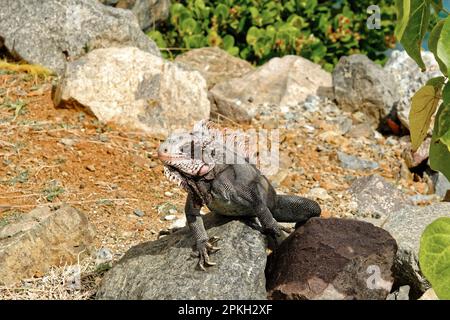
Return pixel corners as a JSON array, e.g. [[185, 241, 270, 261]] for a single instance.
[[175, 47, 254, 89], [0, 205, 95, 285], [266, 218, 397, 300]]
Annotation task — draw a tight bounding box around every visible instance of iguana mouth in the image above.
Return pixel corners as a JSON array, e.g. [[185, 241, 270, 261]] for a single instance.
[[157, 151, 186, 163]]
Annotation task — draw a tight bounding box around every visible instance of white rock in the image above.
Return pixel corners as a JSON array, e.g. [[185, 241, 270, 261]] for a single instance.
[[54, 47, 210, 134], [209, 55, 332, 123]]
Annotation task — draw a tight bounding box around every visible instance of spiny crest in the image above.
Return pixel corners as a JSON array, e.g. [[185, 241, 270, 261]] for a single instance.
[[192, 120, 256, 163]]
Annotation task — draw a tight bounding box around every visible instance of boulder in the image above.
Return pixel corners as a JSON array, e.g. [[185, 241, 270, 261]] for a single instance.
[[99, 0, 170, 31], [382, 203, 450, 296], [0, 0, 160, 76], [209, 55, 332, 123], [54, 47, 210, 134], [0, 205, 95, 285], [175, 47, 254, 89], [266, 218, 397, 300], [349, 175, 410, 220], [333, 54, 398, 127], [384, 50, 442, 130], [96, 214, 267, 300]]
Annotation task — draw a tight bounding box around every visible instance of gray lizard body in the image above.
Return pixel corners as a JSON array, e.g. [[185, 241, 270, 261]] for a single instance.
[[158, 120, 321, 270]]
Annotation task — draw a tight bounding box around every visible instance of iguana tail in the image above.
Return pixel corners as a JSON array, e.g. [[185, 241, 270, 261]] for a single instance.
[[272, 195, 321, 226]]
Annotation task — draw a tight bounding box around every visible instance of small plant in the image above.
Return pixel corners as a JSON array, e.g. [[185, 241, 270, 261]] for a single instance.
[[43, 180, 65, 202], [9, 170, 29, 185], [1, 99, 28, 120], [395, 0, 450, 182]]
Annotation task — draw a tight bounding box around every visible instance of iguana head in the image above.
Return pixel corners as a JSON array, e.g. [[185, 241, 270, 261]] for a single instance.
[[158, 120, 254, 188], [157, 121, 216, 187]]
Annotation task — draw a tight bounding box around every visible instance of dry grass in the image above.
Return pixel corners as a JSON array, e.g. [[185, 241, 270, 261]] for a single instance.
[[0, 256, 103, 300], [0, 60, 53, 78]]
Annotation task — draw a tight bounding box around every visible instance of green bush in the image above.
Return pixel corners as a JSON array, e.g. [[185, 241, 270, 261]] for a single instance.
[[148, 0, 397, 71]]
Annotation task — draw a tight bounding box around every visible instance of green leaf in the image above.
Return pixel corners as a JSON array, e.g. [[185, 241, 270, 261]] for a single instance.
[[429, 19, 448, 75], [437, 17, 450, 76], [180, 18, 199, 35], [222, 35, 235, 50], [426, 76, 446, 87], [399, 0, 430, 71], [409, 84, 442, 151], [430, 83, 450, 180], [419, 217, 450, 300], [395, 0, 411, 40]]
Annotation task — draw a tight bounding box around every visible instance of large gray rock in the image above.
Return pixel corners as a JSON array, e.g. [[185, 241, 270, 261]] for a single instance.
[[266, 218, 397, 300], [209, 55, 332, 123], [99, 0, 170, 31], [0, 205, 95, 285], [382, 203, 450, 295], [0, 0, 160, 76], [54, 47, 210, 134], [349, 175, 410, 220], [96, 214, 268, 300], [175, 47, 254, 89], [384, 50, 442, 130], [333, 54, 399, 127]]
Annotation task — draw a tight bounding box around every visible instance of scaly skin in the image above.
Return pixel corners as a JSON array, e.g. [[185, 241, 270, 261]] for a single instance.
[[158, 121, 321, 270]]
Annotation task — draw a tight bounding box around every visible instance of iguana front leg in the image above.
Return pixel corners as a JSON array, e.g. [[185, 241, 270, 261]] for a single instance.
[[185, 193, 220, 271]]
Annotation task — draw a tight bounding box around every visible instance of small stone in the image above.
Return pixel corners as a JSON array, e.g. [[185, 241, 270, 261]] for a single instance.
[[170, 217, 187, 229], [133, 209, 145, 217], [86, 165, 96, 172], [164, 191, 173, 197], [307, 187, 332, 201], [60, 138, 76, 147], [337, 151, 379, 171], [164, 215, 176, 221], [99, 134, 109, 143], [95, 247, 113, 266], [168, 209, 177, 215]]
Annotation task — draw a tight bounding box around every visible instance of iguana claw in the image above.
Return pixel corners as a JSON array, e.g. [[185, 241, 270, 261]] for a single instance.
[[194, 237, 221, 271]]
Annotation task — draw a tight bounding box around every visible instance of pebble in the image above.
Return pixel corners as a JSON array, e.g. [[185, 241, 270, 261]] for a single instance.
[[133, 209, 145, 217], [86, 164, 96, 172], [60, 138, 76, 147], [337, 151, 379, 171], [307, 187, 332, 201], [164, 215, 177, 221], [164, 191, 173, 197], [95, 247, 113, 266]]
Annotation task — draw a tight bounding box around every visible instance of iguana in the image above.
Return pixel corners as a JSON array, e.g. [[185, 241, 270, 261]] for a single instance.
[[158, 120, 321, 270]]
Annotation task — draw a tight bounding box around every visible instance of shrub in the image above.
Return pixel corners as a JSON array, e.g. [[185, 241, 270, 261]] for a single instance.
[[148, 0, 397, 71]]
